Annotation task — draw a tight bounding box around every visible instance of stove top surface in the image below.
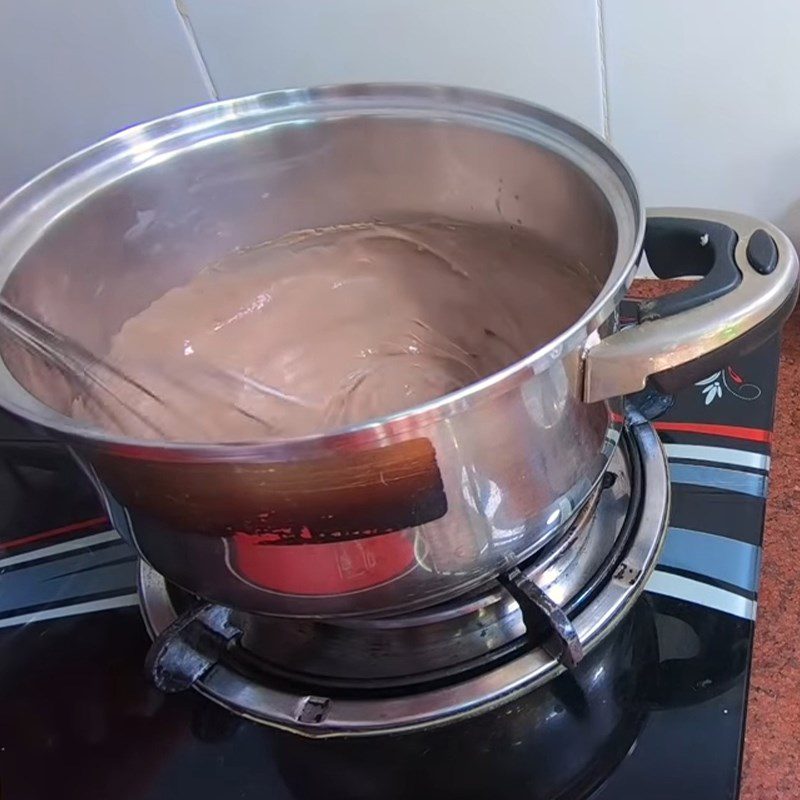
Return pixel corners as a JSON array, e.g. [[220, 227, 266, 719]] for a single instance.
[[0, 329, 779, 800]]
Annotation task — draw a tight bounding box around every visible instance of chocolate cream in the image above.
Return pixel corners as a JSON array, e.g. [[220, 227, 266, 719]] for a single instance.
[[71, 219, 600, 441]]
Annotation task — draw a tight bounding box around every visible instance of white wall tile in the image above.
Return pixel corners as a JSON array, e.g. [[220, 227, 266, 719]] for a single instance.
[[603, 0, 800, 241], [0, 1, 214, 198], [181, 0, 606, 133]]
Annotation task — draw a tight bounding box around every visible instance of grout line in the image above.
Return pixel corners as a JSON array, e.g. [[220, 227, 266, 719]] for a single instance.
[[174, 0, 220, 101], [595, 0, 611, 140]]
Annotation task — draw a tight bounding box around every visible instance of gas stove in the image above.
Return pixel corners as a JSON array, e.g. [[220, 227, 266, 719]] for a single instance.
[[0, 311, 777, 799]]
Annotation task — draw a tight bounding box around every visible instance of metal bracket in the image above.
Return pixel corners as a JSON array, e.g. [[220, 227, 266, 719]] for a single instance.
[[500, 566, 584, 668], [145, 603, 241, 693]]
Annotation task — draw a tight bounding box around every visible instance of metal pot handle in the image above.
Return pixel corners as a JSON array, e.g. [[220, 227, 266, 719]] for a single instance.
[[583, 208, 799, 403]]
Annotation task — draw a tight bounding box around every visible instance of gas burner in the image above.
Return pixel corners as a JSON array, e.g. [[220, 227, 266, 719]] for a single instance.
[[139, 418, 668, 737]]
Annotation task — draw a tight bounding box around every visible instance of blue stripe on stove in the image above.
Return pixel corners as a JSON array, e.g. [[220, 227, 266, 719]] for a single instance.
[[0, 540, 137, 617], [668, 463, 767, 498], [658, 527, 761, 593]]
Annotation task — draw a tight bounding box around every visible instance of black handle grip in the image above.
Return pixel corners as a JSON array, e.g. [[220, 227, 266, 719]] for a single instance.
[[639, 217, 741, 321]]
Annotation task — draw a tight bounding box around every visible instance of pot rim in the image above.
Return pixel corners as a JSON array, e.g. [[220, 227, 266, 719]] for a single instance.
[[0, 83, 645, 457]]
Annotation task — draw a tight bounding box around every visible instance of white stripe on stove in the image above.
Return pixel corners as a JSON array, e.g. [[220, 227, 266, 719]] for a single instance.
[[0, 592, 139, 629], [0, 530, 120, 569], [664, 443, 770, 472], [646, 569, 756, 621]]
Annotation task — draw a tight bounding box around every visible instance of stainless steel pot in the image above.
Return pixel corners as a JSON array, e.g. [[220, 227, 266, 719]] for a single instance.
[[0, 85, 795, 617]]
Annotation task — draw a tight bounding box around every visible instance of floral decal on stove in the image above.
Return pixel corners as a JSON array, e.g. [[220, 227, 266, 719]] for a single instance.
[[696, 366, 762, 405]]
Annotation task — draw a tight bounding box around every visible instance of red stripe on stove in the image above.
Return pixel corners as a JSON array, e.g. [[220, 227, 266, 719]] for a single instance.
[[609, 411, 771, 443], [0, 516, 109, 552], [652, 421, 771, 443]]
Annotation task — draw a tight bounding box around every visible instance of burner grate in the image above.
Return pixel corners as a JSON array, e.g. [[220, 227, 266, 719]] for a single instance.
[[139, 418, 668, 736]]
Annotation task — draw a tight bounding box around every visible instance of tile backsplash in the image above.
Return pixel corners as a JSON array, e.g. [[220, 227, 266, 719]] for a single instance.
[[603, 0, 800, 242], [0, 0, 213, 198], [2, 0, 799, 242], [180, 0, 605, 133]]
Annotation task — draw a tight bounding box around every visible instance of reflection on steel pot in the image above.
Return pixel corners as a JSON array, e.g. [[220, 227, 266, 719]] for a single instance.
[[0, 85, 795, 617]]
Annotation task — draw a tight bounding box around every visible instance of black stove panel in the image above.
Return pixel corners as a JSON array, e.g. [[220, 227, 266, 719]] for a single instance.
[[0, 333, 781, 800]]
